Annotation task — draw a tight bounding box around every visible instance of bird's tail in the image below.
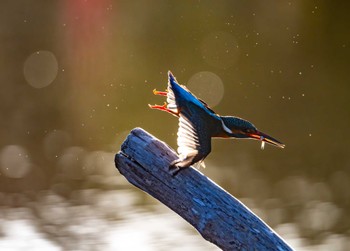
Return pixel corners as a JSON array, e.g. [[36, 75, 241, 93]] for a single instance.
[[194, 160, 206, 169]]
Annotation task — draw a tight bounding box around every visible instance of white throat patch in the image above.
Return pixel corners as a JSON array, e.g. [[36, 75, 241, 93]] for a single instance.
[[221, 119, 233, 134]]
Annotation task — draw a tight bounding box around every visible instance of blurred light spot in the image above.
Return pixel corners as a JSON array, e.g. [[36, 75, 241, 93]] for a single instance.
[[322, 234, 349, 251], [40, 204, 68, 225], [276, 176, 312, 204], [43, 130, 71, 160], [299, 201, 341, 231], [0, 219, 60, 250], [311, 182, 332, 201], [0, 145, 31, 178], [57, 146, 86, 179], [83, 151, 116, 176], [105, 209, 215, 251], [187, 71, 224, 107], [276, 224, 299, 241], [200, 31, 239, 69], [23, 50, 58, 88], [274, 223, 303, 250], [263, 199, 284, 227], [95, 190, 138, 217], [82, 151, 100, 176]]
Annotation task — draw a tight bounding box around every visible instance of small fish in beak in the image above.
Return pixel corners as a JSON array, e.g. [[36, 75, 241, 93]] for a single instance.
[[260, 136, 265, 150]]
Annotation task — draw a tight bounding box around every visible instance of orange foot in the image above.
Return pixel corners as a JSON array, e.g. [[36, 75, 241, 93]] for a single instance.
[[148, 102, 179, 116], [153, 89, 168, 96]]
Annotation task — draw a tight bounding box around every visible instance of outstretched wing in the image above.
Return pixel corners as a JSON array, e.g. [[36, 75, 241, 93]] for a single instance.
[[176, 115, 211, 167]]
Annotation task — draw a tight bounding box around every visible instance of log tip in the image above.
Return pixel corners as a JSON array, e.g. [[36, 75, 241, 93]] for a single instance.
[[120, 127, 143, 152], [120, 128, 150, 150], [114, 152, 123, 173], [130, 127, 149, 137]]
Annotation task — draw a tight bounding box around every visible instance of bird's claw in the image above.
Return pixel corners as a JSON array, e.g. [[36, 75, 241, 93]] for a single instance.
[[169, 166, 181, 176], [153, 89, 168, 96], [148, 102, 167, 110], [149, 102, 169, 112], [149, 102, 179, 116], [169, 160, 181, 176]]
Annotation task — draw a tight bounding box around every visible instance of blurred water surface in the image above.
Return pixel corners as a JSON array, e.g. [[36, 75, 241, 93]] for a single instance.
[[1, 1, 350, 250]]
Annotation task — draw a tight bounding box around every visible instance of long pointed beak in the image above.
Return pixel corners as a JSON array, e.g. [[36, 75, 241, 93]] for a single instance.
[[248, 131, 285, 149]]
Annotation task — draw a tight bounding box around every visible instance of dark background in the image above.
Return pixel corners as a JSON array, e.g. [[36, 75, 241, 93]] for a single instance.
[[0, 1, 349, 250]]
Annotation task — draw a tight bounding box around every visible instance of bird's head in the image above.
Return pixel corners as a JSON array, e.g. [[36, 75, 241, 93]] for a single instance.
[[220, 116, 285, 149]]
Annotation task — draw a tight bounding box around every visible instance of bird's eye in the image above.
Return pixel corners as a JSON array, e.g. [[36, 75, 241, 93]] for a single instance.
[[245, 128, 254, 134]]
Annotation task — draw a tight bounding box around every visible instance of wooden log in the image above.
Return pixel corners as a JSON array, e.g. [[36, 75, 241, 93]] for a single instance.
[[114, 128, 293, 251]]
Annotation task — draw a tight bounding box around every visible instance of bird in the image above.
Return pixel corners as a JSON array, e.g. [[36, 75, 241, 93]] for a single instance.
[[149, 71, 284, 175]]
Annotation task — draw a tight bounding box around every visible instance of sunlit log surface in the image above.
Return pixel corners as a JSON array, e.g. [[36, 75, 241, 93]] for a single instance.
[[115, 128, 293, 251]]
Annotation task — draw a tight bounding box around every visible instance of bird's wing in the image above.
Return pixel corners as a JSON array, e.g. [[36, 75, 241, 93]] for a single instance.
[[177, 115, 211, 164], [167, 72, 217, 116], [166, 81, 197, 114], [198, 98, 216, 114]]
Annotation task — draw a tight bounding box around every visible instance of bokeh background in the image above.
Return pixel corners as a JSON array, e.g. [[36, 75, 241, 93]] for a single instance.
[[1, 0, 350, 250]]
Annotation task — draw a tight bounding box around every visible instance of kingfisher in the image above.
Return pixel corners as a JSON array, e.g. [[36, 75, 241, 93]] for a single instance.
[[149, 71, 284, 175]]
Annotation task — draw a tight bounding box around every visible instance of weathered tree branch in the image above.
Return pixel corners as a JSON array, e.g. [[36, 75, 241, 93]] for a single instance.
[[114, 128, 293, 251]]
